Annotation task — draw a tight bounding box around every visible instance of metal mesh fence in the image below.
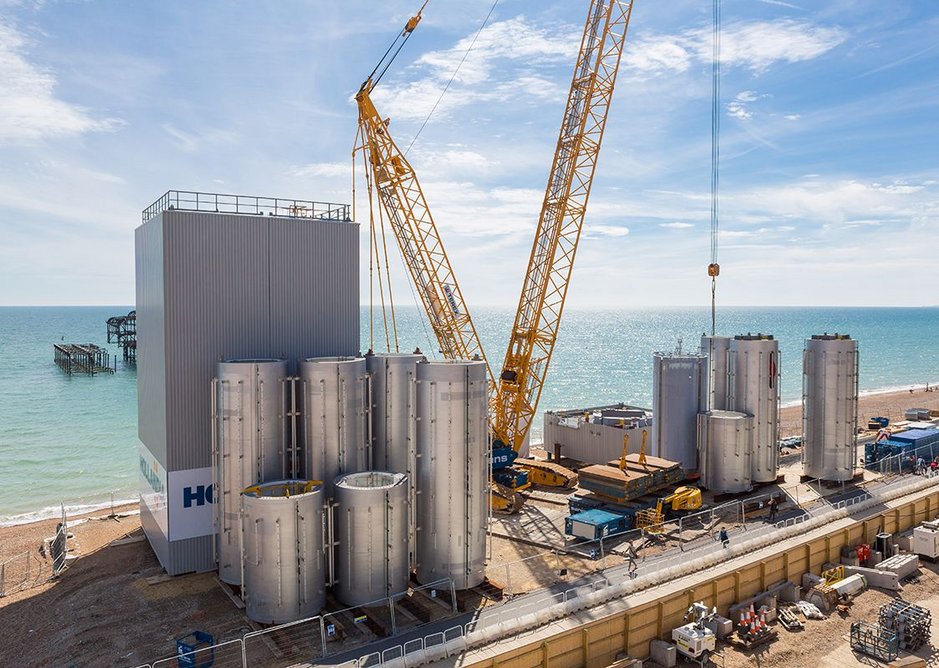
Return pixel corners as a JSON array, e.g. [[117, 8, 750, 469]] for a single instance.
[[0, 506, 67, 597], [0, 550, 46, 597], [243, 617, 323, 668]]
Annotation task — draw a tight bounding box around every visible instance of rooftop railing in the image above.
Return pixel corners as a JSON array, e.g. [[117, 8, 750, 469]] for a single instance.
[[142, 190, 351, 224]]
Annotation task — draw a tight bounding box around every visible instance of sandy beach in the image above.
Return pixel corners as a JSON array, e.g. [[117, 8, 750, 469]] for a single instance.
[[778, 383, 939, 437]]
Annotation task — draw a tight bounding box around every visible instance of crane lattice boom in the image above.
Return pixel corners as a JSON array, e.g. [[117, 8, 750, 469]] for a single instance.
[[355, 87, 494, 385], [495, 0, 634, 451]]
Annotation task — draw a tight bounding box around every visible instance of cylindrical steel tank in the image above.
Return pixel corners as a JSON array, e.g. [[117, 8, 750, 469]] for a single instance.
[[697, 410, 753, 493], [652, 352, 707, 470], [300, 356, 368, 495], [700, 335, 732, 411], [414, 359, 488, 590], [333, 471, 409, 607], [241, 480, 326, 624], [367, 351, 424, 472], [802, 334, 859, 481], [213, 358, 288, 585], [729, 334, 780, 484], [366, 351, 424, 565]]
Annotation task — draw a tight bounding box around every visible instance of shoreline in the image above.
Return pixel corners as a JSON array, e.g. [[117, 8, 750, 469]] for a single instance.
[[779, 379, 939, 409], [0, 494, 140, 528]]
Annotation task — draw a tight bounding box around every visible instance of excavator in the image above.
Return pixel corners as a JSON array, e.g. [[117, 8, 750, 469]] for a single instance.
[[634, 488, 703, 533], [355, 0, 636, 512]]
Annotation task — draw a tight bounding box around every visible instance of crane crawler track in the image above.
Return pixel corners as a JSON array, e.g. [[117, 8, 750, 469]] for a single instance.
[[516, 458, 579, 488]]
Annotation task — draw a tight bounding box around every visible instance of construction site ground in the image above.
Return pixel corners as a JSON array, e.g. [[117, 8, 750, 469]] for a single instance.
[[640, 558, 939, 668], [487, 448, 886, 596], [0, 452, 916, 667]]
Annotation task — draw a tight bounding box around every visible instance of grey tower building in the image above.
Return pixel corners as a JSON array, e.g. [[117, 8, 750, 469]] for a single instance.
[[136, 191, 358, 575]]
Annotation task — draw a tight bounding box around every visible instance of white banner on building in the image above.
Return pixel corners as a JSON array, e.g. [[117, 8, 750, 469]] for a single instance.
[[138, 443, 168, 538], [167, 466, 215, 541]]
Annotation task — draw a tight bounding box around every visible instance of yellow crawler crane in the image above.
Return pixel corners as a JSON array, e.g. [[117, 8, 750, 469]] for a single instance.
[[353, 30, 491, 371], [355, 0, 636, 511], [354, 5, 518, 510], [495, 0, 635, 488]]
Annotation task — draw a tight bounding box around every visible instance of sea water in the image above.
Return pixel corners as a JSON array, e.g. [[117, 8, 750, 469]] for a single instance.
[[1, 305, 937, 524]]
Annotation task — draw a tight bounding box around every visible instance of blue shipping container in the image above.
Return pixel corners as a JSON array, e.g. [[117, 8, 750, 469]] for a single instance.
[[892, 429, 939, 444], [565, 509, 630, 540]]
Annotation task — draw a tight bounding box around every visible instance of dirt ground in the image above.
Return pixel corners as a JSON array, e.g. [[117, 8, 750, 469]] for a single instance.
[[639, 559, 939, 668], [0, 507, 249, 668]]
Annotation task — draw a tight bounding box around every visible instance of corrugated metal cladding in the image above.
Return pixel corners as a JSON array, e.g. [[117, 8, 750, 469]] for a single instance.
[[168, 535, 215, 574], [136, 208, 359, 575], [135, 219, 167, 463], [139, 499, 168, 567], [543, 414, 651, 464]]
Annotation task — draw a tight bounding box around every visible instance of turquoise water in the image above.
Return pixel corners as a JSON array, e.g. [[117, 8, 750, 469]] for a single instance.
[[1, 305, 937, 524]]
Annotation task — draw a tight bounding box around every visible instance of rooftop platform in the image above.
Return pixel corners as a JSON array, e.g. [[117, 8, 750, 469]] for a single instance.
[[141, 189, 351, 224]]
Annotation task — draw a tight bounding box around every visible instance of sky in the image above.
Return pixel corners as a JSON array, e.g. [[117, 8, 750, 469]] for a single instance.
[[0, 0, 937, 308]]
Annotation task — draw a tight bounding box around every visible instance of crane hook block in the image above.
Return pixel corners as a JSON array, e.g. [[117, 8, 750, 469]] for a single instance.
[[707, 263, 720, 277], [404, 10, 424, 34]]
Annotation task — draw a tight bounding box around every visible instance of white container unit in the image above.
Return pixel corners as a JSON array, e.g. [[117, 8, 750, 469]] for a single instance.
[[213, 359, 288, 585], [241, 480, 326, 624], [414, 359, 488, 590], [300, 356, 368, 495], [802, 334, 859, 482], [334, 471, 409, 607], [652, 352, 707, 470], [729, 334, 780, 484], [697, 410, 753, 494]]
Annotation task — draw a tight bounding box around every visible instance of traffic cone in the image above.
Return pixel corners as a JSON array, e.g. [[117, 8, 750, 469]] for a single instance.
[[739, 611, 746, 628]]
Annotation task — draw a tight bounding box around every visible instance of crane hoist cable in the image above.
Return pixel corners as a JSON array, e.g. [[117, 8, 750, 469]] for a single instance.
[[404, 0, 501, 156], [369, 1, 429, 89], [708, 0, 721, 336]]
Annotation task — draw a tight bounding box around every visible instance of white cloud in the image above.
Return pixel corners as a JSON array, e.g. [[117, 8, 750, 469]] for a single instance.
[[660, 222, 694, 229], [160, 123, 237, 153], [418, 149, 492, 174], [875, 183, 923, 194], [415, 16, 577, 85], [370, 16, 578, 121], [726, 90, 769, 121], [288, 161, 350, 178], [784, 114, 801, 121], [722, 178, 937, 229], [622, 36, 691, 74], [586, 225, 630, 238], [624, 20, 845, 77], [758, 0, 804, 10], [691, 20, 846, 73], [0, 21, 122, 144], [726, 102, 752, 121]]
